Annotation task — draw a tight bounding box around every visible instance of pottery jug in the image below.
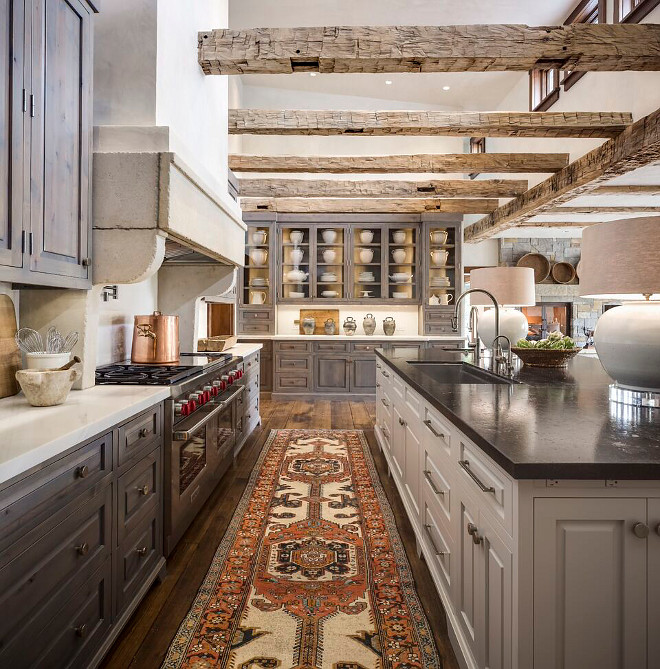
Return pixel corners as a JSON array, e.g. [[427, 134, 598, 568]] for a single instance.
[[359, 248, 374, 264], [250, 290, 267, 305], [290, 248, 304, 265], [249, 249, 268, 266], [363, 313, 376, 336], [383, 317, 396, 336], [322, 249, 337, 264], [251, 230, 267, 245], [289, 230, 304, 245], [343, 317, 357, 336], [360, 230, 374, 243], [391, 248, 407, 264], [322, 229, 337, 244], [439, 294, 454, 305], [430, 230, 448, 245], [430, 250, 449, 266], [324, 319, 336, 335], [392, 230, 406, 244], [301, 317, 316, 335], [429, 294, 440, 306]]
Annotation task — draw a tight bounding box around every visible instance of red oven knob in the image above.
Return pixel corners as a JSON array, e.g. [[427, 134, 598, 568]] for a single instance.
[[222, 374, 232, 385], [202, 390, 211, 403], [210, 386, 218, 396], [235, 369, 243, 379], [174, 402, 190, 417], [187, 399, 197, 413]]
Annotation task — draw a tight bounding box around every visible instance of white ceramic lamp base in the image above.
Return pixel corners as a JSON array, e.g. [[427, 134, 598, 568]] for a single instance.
[[478, 308, 529, 349], [594, 301, 660, 393]]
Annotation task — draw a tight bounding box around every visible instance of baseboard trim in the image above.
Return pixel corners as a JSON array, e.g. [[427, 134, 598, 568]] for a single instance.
[[271, 392, 376, 401]]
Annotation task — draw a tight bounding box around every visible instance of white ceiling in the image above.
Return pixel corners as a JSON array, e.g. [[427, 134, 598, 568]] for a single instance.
[[228, 0, 579, 109]]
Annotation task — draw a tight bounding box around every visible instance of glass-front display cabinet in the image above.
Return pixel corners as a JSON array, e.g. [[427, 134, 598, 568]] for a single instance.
[[279, 225, 313, 301], [386, 224, 419, 302], [315, 225, 348, 300]]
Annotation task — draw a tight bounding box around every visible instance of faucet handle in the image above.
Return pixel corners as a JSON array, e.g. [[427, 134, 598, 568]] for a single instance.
[[450, 316, 458, 332]]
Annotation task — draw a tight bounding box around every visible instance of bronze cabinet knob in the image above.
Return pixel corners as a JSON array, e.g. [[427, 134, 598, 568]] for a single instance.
[[75, 542, 89, 556], [136, 546, 148, 557], [632, 522, 650, 539], [75, 624, 88, 638], [76, 465, 89, 479], [138, 427, 149, 438], [138, 484, 149, 496]]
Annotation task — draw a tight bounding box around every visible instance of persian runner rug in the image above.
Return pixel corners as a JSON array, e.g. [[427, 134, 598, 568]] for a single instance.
[[162, 429, 441, 669]]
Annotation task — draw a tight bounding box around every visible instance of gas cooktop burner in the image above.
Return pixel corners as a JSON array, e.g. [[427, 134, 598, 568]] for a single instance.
[[95, 364, 200, 385]]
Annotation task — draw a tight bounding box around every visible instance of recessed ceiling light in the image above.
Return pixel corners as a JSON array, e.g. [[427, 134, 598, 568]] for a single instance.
[[385, 80, 393, 85], [310, 72, 317, 77], [442, 85, 451, 91]]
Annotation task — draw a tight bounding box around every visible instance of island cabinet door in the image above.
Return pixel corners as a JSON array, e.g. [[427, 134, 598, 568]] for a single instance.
[[648, 498, 660, 667], [402, 419, 422, 520], [533, 497, 648, 669], [390, 402, 406, 481]]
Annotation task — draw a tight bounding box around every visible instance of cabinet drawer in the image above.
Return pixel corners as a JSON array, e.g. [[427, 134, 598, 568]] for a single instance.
[[116, 509, 161, 613], [0, 484, 111, 641], [422, 447, 452, 528], [274, 374, 311, 392], [275, 355, 311, 372], [426, 340, 465, 350], [243, 352, 261, 374], [117, 447, 161, 545], [313, 341, 349, 353], [275, 341, 311, 353], [239, 310, 271, 321], [458, 439, 514, 536], [239, 321, 274, 335], [392, 372, 405, 401], [352, 341, 384, 353], [425, 322, 456, 335], [118, 403, 162, 466], [421, 498, 453, 594], [244, 374, 260, 402], [0, 558, 112, 669], [425, 308, 455, 323], [245, 395, 260, 429], [405, 385, 422, 419], [0, 432, 112, 554], [421, 404, 452, 460]]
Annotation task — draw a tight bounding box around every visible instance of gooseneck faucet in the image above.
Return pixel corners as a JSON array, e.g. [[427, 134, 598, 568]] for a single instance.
[[452, 288, 501, 368], [492, 335, 514, 377]]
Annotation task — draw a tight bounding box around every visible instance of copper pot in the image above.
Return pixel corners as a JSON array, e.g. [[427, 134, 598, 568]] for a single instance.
[[131, 311, 180, 364]]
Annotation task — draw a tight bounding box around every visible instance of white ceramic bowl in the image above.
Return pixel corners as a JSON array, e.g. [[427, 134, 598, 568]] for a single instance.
[[289, 291, 305, 298], [26, 352, 71, 370], [393, 292, 408, 299], [16, 367, 81, 406], [322, 290, 339, 297]]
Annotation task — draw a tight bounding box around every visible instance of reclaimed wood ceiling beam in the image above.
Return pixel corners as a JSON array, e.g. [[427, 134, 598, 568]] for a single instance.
[[199, 25, 660, 75], [240, 198, 498, 214], [238, 178, 527, 199], [593, 184, 660, 195], [229, 110, 632, 138], [229, 153, 570, 174], [464, 107, 660, 241], [546, 206, 660, 213]]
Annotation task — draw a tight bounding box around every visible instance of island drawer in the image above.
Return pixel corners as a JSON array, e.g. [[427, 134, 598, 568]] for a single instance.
[[422, 446, 453, 529], [0, 432, 113, 555], [405, 385, 422, 419], [275, 355, 311, 372], [275, 341, 311, 353], [245, 374, 260, 401], [274, 374, 312, 392], [457, 438, 514, 536], [420, 497, 453, 593], [243, 351, 261, 375], [313, 342, 349, 353], [352, 342, 382, 353], [117, 447, 161, 545], [421, 404, 452, 461], [118, 404, 162, 466]]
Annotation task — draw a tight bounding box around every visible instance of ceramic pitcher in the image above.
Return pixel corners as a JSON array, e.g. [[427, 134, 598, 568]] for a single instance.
[[250, 290, 267, 305]]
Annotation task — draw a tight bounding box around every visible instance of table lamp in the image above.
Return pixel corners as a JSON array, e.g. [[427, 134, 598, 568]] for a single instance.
[[469, 267, 536, 346], [579, 216, 660, 407]]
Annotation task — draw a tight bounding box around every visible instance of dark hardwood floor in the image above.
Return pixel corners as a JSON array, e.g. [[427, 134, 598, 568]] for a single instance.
[[101, 396, 460, 669]]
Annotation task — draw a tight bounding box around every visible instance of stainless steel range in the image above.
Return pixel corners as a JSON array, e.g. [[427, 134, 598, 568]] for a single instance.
[[96, 353, 245, 555]]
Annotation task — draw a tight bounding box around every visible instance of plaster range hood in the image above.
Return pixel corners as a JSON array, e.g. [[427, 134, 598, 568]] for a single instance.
[[92, 150, 246, 285]]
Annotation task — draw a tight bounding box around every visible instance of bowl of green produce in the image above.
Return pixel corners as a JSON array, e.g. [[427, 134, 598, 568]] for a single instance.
[[512, 333, 581, 368]]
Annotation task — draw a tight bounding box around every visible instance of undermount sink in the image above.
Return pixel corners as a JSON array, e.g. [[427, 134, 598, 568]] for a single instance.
[[406, 362, 513, 385]]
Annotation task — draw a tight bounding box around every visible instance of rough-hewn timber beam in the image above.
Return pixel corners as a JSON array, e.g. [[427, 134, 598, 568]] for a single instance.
[[199, 25, 660, 75], [229, 110, 631, 138], [593, 184, 660, 195], [546, 205, 660, 214], [228, 153, 570, 174], [238, 178, 527, 199], [240, 198, 498, 214], [464, 107, 660, 241]]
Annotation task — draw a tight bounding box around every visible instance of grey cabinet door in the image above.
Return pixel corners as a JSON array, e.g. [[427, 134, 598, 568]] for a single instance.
[[351, 356, 377, 392], [314, 355, 350, 392], [29, 0, 92, 281], [0, 0, 25, 268]]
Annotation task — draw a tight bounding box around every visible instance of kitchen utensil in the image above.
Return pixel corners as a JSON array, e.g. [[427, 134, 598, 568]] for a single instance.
[[358, 248, 374, 263], [343, 317, 357, 336], [392, 230, 406, 244], [322, 290, 338, 298], [47, 326, 66, 354], [249, 249, 268, 266], [61, 331, 79, 353], [26, 352, 71, 370], [322, 229, 337, 244], [322, 249, 337, 263], [391, 248, 407, 264], [251, 230, 267, 245], [289, 230, 304, 245], [15, 327, 44, 354], [301, 317, 316, 335], [389, 273, 413, 283], [430, 250, 449, 266], [511, 346, 581, 368], [383, 317, 396, 336], [290, 248, 304, 264], [298, 309, 339, 335], [197, 335, 238, 352], [551, 261, 576, 284], [250, 290, 267, 305], [131, 311, 180, 364], [363, 313, 376, 336], [517, 252, 551, 283], [56, 355, 82, 371], [286, 269, 309, 283], [324, 319, 336, 335], [430, 230, 448, 245], [15, 365, 81, 407], [360, 230, 374, 243], [0, 295, 20, 399]]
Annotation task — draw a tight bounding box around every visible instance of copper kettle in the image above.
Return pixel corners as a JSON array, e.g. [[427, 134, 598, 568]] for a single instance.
[[131, 311, 180, 364]]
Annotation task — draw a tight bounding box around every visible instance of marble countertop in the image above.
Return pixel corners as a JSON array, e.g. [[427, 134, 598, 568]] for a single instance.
[[225, 342, 263, 355], [0, 385, 171, 487], [376, 349, 660, 480]]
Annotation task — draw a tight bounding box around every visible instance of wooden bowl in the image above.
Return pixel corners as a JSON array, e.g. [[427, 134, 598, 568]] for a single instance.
[[551, 261, 576, 284], [512, 347, 581, 368], [517, 253, 551, 283]]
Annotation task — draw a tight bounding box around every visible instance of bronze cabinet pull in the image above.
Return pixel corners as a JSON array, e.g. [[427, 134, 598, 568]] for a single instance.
[[424, 524, 448, 556], [138, 427, 149, 438], [75, 624, 88, 639], [458, 459, 495, 494], [467, 522, 483, 545], [423, 470, 445, 496], [423, 419, 445, 440], [76, 464, 89, 479], [136, 546, 148, 557], [75, 542, 89, 556], [398, 416, 406, 426], [381, 398, 389, 407], [137, 484, 149, 496]]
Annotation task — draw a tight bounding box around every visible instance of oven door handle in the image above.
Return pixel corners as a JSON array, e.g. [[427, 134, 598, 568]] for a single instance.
[[172, 385, 244, 441]]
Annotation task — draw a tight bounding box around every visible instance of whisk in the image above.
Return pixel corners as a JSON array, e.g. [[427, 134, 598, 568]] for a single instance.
[[15, 328, 45, 354]]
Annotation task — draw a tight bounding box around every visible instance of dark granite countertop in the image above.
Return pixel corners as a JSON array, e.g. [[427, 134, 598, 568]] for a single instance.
[[375, 348, 660, 480]]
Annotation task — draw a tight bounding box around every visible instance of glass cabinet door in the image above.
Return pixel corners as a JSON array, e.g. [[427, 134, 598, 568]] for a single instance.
[[244, 224, 272, 306], [315, 226, 346, 300], [386, 225, 418, 301], [351, 226, 384, 300], [280, 226, 312, 301], [427, 225, 456, 308]]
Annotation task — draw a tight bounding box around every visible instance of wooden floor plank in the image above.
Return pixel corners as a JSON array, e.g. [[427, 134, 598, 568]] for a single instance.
[[101, 396, 458, 669]]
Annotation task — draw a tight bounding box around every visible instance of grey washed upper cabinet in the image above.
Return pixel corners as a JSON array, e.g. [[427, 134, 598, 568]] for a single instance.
[[0, 0, 96, 288]]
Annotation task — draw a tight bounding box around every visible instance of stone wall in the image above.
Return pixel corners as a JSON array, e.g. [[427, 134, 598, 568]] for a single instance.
[[499, 237, 581, 271]]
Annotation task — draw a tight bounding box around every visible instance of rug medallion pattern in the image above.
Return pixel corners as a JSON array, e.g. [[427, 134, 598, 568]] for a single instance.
[[163, 429, 441, 669]]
